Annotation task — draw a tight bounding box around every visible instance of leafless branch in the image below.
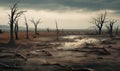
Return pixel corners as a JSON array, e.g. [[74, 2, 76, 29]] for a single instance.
[[91, 11, 107, 35]]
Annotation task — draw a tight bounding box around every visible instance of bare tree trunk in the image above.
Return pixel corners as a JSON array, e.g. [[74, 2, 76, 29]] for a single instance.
[[106, 19, 117, 38], [30, 19, 40, 36], [8, 1, 25, 44], [26, 25, 29, 39], [109, 27, 113, 38], [91, 11, 107, 35], [14, 23, 19, 40], [115, 26, 119, 35], [62, 28, 64, 35], [24, 17, 29, 39], [47, 28, 50, 32], [98, 28, 102, 35], [55, 21, 59, 41], [35, 25, 38, 35], [9, 21, 15, 44]]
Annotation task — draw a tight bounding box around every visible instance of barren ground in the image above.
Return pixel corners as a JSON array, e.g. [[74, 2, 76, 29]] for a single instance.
[[0, 32, 120, 71]]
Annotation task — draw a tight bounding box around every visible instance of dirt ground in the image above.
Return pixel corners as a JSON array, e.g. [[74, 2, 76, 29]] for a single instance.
[[0, 32, 120, 71]]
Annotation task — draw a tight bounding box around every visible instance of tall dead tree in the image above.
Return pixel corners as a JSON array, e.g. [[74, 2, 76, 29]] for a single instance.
[[106, 19, 117, 38], [8, 1, 25, 44], [31, 18, 40, 35], [92, 11, 107, 35], [24, 17, 29, 39], [14, 20, 19, 40], [55, 20, 59, 41]]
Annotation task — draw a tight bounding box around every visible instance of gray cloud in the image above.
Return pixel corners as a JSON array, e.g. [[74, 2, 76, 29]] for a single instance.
[[0, 0, 120, 11]]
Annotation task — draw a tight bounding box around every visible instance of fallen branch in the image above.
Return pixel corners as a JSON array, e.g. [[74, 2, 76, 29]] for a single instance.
[[0, 55, 14, 58], [94, 46, 111, 55], [42, 63, 66, 67], [102, 46, 111, 55], [15, 53, 27, 61], [0, 63, 21, 69]]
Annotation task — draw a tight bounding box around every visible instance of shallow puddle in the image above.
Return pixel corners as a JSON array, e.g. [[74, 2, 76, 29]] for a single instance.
[[58, 35, 100, 50]]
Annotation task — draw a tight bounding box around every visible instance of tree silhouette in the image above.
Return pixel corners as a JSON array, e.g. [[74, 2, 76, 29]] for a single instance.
[[24, 17, 29, 39], [55, 20, 59, 41], [106, 19, 117, 38], [47, 28, 50, 32], [31, 18, 41, 35], [92, 11, 107, 35], [14, 20, 19, 40], [115, 25, 119, 35], [8, 1, 25, 44]]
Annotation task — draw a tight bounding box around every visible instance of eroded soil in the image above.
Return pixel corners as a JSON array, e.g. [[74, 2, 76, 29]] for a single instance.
[[0, 35, 120, 71]]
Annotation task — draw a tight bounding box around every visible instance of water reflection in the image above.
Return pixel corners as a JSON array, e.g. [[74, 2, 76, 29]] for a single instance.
[[58, 35, 100, 50]]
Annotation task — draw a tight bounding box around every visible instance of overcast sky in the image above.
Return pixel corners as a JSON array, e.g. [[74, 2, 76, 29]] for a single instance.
[[0, 0, 120, 29]]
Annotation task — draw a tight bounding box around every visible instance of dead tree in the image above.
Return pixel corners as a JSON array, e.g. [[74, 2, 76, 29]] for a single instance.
[[92, 11, 107, 35], [115, 25, 119, 35], [14, 20, 19, 40], [106, 19, 117, 38], [24, 17, 29, 39], [31, 18, 41, 35], [0, 29, 3, 34], [8, 1, 25, 44], [55, 20, 59, 41], [47, 28, 50, 32]]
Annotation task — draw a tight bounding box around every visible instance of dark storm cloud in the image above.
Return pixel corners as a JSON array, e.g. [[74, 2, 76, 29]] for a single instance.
[[0, 0, 120, 11]]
